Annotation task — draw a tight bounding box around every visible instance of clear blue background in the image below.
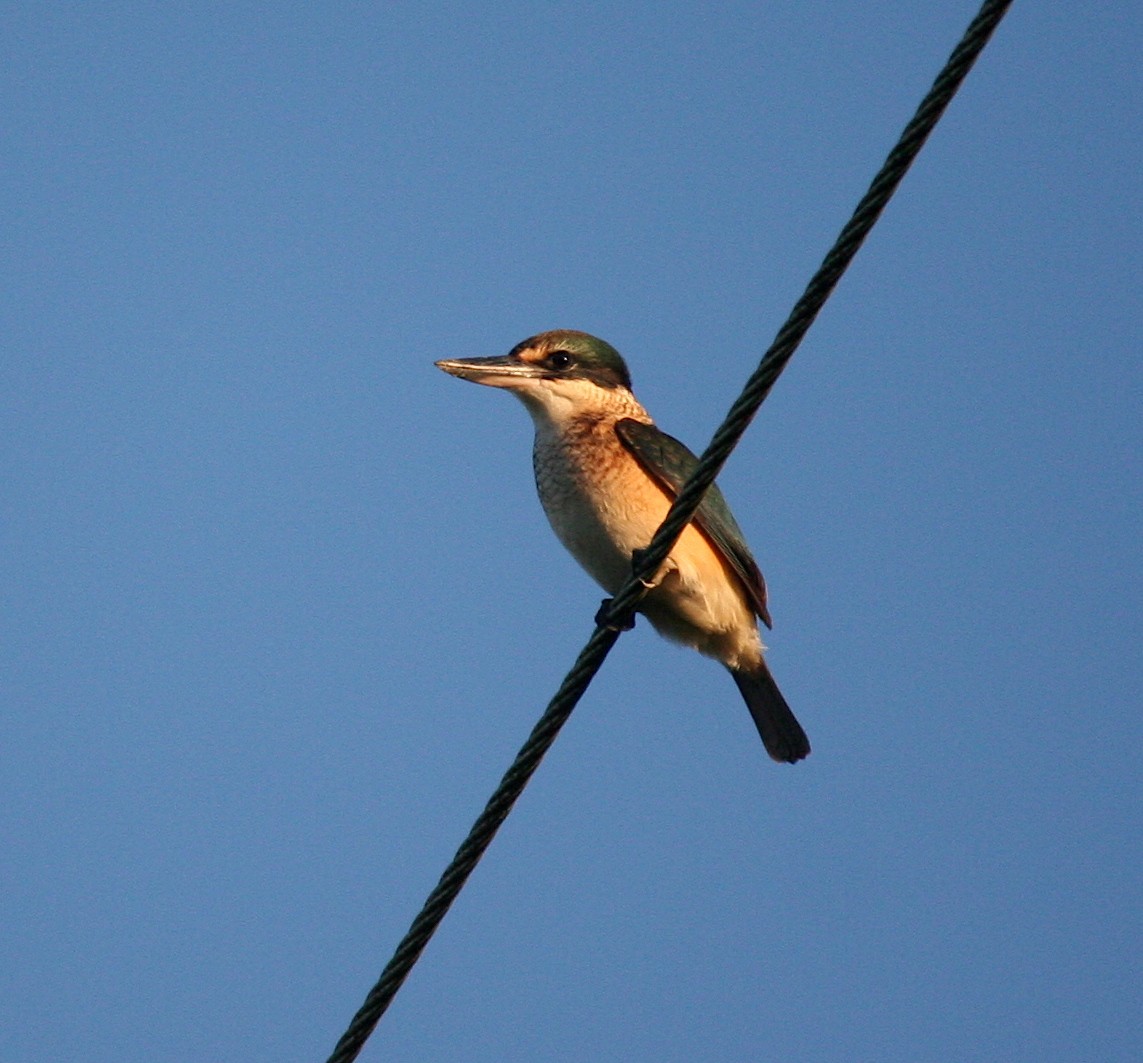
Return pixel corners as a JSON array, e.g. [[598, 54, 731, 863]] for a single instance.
[[3, 3, 1140, 1061]]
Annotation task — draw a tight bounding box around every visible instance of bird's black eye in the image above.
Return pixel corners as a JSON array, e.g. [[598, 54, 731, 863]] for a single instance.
[[547, 350, 574, 371]]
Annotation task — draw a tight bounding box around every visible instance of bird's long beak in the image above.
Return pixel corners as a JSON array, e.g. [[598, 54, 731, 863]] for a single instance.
[[435, 355, 542, 386]]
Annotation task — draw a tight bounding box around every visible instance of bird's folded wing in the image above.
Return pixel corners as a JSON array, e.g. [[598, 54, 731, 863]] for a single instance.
[[614, 418, 772, 628]]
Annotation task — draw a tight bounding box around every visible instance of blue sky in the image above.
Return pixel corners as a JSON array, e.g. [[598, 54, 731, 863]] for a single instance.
[[3, 3, 1140, 1061]]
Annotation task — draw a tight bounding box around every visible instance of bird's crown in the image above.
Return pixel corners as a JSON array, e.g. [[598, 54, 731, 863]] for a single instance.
[[508, 330, 632, 391]]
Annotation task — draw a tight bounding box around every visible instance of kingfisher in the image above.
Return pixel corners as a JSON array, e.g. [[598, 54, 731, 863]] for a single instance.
[[436, 330, 810, 763]]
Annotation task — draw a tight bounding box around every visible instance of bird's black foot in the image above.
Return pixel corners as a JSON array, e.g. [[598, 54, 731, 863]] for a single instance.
[[595, 598, 636, 631]]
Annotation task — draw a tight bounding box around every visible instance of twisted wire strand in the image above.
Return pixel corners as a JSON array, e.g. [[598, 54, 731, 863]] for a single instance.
[[612, 0, 1015, 613], [325, 3, 1013, 1059]]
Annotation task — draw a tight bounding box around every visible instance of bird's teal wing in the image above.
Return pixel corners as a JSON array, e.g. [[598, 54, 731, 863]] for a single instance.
[[614, 418, 772, 628]]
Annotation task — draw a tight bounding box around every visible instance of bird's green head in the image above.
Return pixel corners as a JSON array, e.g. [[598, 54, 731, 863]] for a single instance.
[[436, 330, 633, 395]]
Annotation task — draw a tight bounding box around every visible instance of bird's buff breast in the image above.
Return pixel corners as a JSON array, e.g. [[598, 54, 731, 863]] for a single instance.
[[532, 420, 667, 595]]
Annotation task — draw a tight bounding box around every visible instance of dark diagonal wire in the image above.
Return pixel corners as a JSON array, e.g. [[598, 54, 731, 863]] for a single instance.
[[325, 2, 1013, 1059]]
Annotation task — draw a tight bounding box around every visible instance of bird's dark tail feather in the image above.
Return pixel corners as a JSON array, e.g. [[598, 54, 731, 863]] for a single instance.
[[730, 663, 810, 764]]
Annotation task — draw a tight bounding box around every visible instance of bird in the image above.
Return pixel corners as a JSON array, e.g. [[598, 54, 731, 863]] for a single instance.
[[436, 329, 810, 763]]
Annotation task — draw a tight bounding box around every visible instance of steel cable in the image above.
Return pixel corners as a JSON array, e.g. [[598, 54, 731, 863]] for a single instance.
[[325, 3, 1014, 1058]]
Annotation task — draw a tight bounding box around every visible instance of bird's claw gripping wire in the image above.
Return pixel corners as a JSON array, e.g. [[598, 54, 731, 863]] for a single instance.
[[630, 547, 664, 590], [595, 545, 665, 630]]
